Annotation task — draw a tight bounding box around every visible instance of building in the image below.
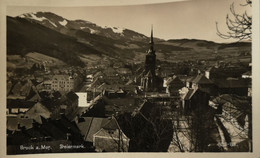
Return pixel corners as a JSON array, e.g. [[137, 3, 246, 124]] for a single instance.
[[140, 27, 163, 92], [9, 80, 33, 98], [182, 89, 210, 115], [6, 99, 35, 115], [41, 80, 52, 92], [76, 117, 110, 143], [51, 75, 75, 92], [7, 115, 90, 154], [36, 74, 83, 92], [186, 74, 215, 95], [93, 116, 130, 152], [165, 76, 185, 96], [76, 92, 91, 107], [24, 102, 52, 124], [216, 79, 250, 96]]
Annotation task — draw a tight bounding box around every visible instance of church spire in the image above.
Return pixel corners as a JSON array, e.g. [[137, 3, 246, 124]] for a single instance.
[[142, 26, 157, 92], [148, 25, 155, 54], [150, 25, 154, 45]]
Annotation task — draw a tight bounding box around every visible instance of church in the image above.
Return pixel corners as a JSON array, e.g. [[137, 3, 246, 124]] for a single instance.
[[140, 27, 163, 92]]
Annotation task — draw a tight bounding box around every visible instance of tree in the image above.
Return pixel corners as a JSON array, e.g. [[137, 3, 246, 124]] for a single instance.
[[212, 94, 252, 152], [216, 0, 252, 41], [117, 101, 174, 152]]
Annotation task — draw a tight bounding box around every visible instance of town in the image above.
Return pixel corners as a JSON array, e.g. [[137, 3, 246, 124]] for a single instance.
[[6, 27, 252, 153]]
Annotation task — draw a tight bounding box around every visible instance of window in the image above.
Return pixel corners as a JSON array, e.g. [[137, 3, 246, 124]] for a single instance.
[[108, 130, 114, 135]]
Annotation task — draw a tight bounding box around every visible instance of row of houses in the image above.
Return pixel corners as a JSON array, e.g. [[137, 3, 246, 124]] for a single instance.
[[133, 65, 251, 151], [7, 87, 131, 153]]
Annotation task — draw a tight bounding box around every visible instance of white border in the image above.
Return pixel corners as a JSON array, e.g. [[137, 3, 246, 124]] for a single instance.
[[0, 0, 259, 158]]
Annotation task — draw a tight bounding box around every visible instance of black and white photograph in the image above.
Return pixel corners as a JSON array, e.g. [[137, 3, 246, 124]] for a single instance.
[[1, 0, 260, 156]]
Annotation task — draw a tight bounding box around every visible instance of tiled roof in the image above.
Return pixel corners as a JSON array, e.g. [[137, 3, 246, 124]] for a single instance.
[[102, 117, 120, 130], [98, 84, 137, 92], [52, 75, 71, 81], [217, 79, 249, 88], [77, 117, 109, 142], [11, 81, 23, 95], [66, 91, 78, 101], [24, 102, 51, 123], [7, 99, 36, 109], [7, 116, 34, 131], [166, 76, 184, 87], [242, 71, 251, 76], [7, 81, 12, 95], [191, 74, 214, 84], [94, 128, 127, 140], [93, 116, 128, 142]]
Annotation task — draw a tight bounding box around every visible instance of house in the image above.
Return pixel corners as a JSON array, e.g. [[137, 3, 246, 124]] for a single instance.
[[51, 75, 74, 92], [7, 80, 13, 95], [76, 117, 110, 143], [24, 102, 52, 124], [41, 80, 52, 92], [186, 74, 215, 95], [27, 91, 41, 102], [98, 84, 137, 93], [76, 92, 90, 107], [7, 116, 34, 131], [102, 92, 137, 116], [103, 67, 118, 77], [10, 80, 33, 98], [66, 91, 104, 121], [93, 71, 105, 79], [7, 115, 91, 154], [87, 77, 105, 91], [216, 78, 250, 96], [165, 76, 185, 96], [6, 99, 35, 115], [93, 116, 130, 152], [86, 74, 94, 83], [182, 89, 210, 115], [116, 68, 132, 75], [242, 71, 251, 79], [103, 89, 126, 98]]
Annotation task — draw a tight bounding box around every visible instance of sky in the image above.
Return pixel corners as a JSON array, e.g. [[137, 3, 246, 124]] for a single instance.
[[7, 0, 251, 43]]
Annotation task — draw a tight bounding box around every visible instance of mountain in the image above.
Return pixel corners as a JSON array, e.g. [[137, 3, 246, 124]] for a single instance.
[[7, 12, 251, 67], [19, 12, 149, 41], [7, 16, 98, 66]]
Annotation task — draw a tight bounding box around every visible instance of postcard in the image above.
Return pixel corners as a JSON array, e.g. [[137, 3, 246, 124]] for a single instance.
[[0, 0, 259, 157]]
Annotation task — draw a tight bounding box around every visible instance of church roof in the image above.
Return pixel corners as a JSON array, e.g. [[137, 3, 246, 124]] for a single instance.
[[147, 49, 155, 55]]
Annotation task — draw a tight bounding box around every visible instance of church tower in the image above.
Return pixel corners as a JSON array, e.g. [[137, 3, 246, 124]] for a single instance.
[[141, 26, 157, 92], [145, 26, 156, 76]]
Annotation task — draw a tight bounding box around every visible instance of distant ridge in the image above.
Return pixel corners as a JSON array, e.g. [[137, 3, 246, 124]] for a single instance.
[[7, 12, 251, 66]]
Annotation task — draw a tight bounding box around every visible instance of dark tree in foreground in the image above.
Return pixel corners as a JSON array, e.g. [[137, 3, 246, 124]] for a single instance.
[[216, 0, 252, 41]]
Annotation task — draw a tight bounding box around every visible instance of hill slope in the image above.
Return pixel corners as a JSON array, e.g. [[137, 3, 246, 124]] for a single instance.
[[7, 12, 251, 66]]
